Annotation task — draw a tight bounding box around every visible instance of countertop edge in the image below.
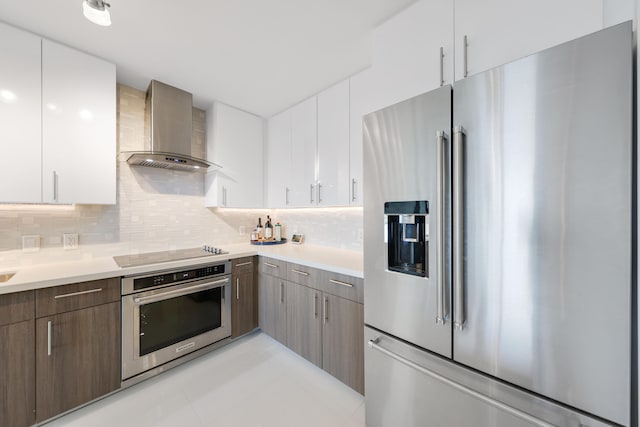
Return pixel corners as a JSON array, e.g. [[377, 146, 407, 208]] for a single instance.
[[0, 244, 363, 295]]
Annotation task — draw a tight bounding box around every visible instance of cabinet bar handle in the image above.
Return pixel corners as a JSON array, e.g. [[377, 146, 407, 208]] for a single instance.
[[329, 279, 353, 288], [323, 297, 329, 324], [439, 46, 444, 87], [53, 171, 58, 202], [314, 293, 319, 318], [291, 269, 310, 276], [310, 184, 315, 203], [352, 178, 357, 202], [280, 282, 284, 303], [285, 187, 290, 205], [264, 262, 279, 269], [463, 35, 469, 78], [222, 186, 227, 206], [236, 278, 240, 300], [47, 321, 52, 356], [54, 288, 103, 299], [235, 261, 253, 267], [317, 183, 322, 203]]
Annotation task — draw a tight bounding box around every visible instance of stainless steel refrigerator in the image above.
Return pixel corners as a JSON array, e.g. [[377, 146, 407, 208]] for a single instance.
[[363, 22, 633, 427]]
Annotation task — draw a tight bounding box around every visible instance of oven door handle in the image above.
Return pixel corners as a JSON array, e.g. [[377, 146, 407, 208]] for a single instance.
[[133, 278, 229, 305]]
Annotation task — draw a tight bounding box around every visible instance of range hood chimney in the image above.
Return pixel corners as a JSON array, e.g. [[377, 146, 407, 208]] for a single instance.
[[124, 80, 220, 172]]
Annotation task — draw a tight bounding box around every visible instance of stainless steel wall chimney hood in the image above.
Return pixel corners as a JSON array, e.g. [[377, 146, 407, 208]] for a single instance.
[[124, 80, 220, 172]]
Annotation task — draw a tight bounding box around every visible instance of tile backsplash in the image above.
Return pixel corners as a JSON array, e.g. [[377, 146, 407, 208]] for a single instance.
[[0, 84, 362, 266]]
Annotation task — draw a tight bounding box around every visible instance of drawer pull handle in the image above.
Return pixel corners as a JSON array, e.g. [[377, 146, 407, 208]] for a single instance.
[[264, 262, 279, 268], [329, 279, 353, 288], [54, 288, 103, 299], [291, 269, 310, 276], [235, 261, 253, 267], [47, 320, 52, 356]]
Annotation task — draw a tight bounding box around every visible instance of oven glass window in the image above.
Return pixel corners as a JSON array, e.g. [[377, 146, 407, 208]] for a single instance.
[[139, 287, 222, 356]]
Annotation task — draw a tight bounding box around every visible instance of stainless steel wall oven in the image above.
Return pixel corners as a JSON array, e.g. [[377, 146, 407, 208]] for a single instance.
[[121, 261, 231, 381]]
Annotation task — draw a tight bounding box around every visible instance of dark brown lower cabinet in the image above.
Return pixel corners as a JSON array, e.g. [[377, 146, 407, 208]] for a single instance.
[[322, 293, 364, 394], [35, 301, 121, 423], [232, 257, 258, 338], [0, 319, 35, 427]]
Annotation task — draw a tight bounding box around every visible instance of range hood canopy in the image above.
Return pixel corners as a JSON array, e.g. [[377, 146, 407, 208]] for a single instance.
[[123, 80, 221, 173]]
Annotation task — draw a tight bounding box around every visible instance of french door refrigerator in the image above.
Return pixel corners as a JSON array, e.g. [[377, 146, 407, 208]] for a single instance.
[[363, 21, 633, 427]]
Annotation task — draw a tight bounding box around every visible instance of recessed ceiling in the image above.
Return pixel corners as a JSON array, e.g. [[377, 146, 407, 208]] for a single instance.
[[0, 0, 417, 117]]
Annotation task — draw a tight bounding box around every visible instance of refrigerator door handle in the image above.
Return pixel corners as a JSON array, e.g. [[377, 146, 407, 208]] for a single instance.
[[453, 126, 465, 331], [436, 130, 448, 325], [368, 337, 554, 427]]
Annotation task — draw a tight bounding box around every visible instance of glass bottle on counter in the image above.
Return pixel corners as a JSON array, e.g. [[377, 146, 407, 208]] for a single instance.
[[256, 218, 263, 240], [265, 216, 273, 240], [274, 222, 282, 242]]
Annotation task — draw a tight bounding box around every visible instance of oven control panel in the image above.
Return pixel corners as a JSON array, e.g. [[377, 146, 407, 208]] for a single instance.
[[122, 262, 230, 294]]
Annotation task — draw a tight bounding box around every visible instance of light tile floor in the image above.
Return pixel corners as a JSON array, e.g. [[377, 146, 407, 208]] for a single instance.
[[44, 332, 366, 427]]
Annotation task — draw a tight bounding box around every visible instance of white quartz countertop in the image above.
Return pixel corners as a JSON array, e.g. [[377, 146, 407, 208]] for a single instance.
[[0, 243, 363, 295]]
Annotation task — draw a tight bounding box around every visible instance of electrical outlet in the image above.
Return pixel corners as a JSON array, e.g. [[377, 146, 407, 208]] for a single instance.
[[239, 226, 246, 236], [357, 228, 364, 242], [63, 233, 79, 250], [22, 235, 40, 253]]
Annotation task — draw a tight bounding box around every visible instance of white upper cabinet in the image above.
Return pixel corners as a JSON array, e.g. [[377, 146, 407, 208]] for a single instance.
[[289, 97, 317, 207], [348, 69, 376, 207], [317, 80, 350, 207], [454, 0, 605, 81], [42, 40, 116, 205], [0, 23, 42, 203], [369, 0, 454, 111], [0, 25, 116, 205], [266, 109, 292, 208], [205, 102, 264, 208]]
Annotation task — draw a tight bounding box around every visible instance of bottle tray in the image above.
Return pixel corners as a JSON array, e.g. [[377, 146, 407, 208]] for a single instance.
[[250, 238, 287, 245]]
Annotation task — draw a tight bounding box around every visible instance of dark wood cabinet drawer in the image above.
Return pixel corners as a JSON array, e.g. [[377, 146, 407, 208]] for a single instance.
[[35, 277, 120, 317], [286, 262, 320, 288], [259, 257, 287, 278], [319, 271, 364, 304], [233, 256, 256, 274], [0, 290, 34, 326]]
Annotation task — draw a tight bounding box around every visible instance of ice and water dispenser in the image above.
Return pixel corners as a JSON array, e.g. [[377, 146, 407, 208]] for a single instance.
[[384, 201, 429, 278]]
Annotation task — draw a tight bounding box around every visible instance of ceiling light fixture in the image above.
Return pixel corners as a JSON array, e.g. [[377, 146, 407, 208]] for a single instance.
[[82, 0, 111, 27]]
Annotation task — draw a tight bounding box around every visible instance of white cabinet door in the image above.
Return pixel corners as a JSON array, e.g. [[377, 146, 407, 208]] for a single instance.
[[0, 23, 42, 203], [349, 69, 377, 207], [289, 97, 317, 207], [266, 109, 291, 208], [205, 103, 263, 208], [42, 40, 116, 204], [454, 0, 603, 80], [370, 0, 454, 111], [317, 80, 349, 207]]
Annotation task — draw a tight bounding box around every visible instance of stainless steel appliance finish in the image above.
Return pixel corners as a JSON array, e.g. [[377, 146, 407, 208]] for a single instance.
[[365, 327, 612, 427], [363, 22, 633, 427], [121, 261, 231, 380], [364, 84, 452, 359], [124, 80, 220, 172], [113, 246, 228, 268]]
